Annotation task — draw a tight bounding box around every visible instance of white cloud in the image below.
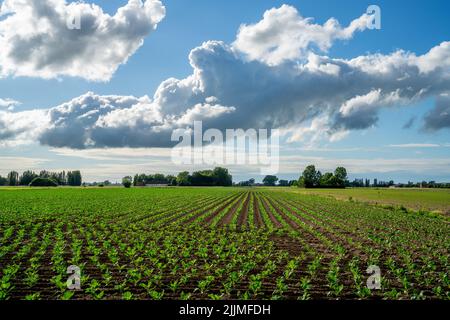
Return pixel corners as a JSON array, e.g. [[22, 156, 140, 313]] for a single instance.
[[423, 93, 450, 130], [174, 103, 236, 126], [0, 108, 49, 146], [334, 89, 407, 130], [233, 4, 372, 65], [0, 156, 49, 175], [414, 42, 450, 73], [0, 98, 20, 111], [39, 92, 160, 148], [388, 143, 440, 148], [285, 116, 341, 145], [49, 147, 173, 161], [0, 0, 165, 81]]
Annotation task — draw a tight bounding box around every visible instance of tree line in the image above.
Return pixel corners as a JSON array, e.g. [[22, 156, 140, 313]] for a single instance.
[[122, 167, 233, 188], [236, 165, 348, 188], [347, 178, 450, 188], [298, 165, 347, 188], [0, 170, 82, 187], [240, 165, 449, 189]]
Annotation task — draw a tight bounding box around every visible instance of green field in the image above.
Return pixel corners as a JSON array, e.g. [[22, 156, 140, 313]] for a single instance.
[[282, 187, 450, 214], [0, 187, 449, 300]]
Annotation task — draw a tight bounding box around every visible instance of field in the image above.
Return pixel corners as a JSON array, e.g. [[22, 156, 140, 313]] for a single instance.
[[288, 187, 450, 214], [0, 187, 449, 300]]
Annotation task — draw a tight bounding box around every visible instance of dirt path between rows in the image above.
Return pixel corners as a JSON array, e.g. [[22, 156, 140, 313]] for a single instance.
[[236, 193, 250, 229], [218, 193, 247, 226], [257, 193, 283, 228], [253, 194, 264, 228], [185, 193, 241, 226]]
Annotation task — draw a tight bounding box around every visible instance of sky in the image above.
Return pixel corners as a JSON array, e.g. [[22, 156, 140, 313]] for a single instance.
[[0, 0, 449, 183]]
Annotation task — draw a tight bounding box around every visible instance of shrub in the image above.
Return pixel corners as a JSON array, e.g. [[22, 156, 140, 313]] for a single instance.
[[29, 177, 58, 187], [122, 177, 132, 188], [123, 181, 132, 188]]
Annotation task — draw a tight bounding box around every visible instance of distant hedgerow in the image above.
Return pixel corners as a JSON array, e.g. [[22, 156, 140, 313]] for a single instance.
[[29, 177, 58, 187]]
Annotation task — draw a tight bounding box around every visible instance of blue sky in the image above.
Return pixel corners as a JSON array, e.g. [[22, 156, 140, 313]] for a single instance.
[[0, 0, 449, 183]]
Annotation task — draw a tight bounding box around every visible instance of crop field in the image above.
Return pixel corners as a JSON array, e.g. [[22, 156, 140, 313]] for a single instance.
[[0, 187, 449, 300], [288, 187, 450, 214]]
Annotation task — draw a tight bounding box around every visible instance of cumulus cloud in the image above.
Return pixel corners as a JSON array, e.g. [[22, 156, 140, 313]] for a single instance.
[[0, 0, 165, 81], [0, 5, 449, 149], [174, 103, 236, 126], [423, 93, 450, 130], [333, 89, 406, 130], [38, 92, 161, 149], [0, 97, 20, 110], [0, 108, 48, 146], [233, 4, 372, 65], [32, 91, 236, 149]]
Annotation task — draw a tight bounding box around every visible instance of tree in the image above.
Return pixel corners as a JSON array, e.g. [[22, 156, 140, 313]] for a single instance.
[[237, 178, 256, 187], [60, 171, 66, 185], [39, 170, 50, 179], [29, 177, 58, 187], [302, 165, 319, 188], [212, 167, 232, 186], [0, 175, 7, 186], [7, 171, 19, 186], [130, 168, 233, 187], [177, 171, 191, 186], [137, 174, 147, 186], [166, 175, 177, 186], [263, 175, 278, 186], [278, 180, 289, 187], [314, 170, 322, 187], [320, 172, 334, 187], [334, 167, 347, 188], [191, 170, 215, 186], [74, 171, 82, 186], [19, 170, 38, 186], [67, 171, 82, 186], [122, 176, 132, 188], [328, 175, 340, 188], [66, 171, 72, 185], [297, 176, 305, 188], [153, 174, 166, 184], [35, 170, 68, 185]]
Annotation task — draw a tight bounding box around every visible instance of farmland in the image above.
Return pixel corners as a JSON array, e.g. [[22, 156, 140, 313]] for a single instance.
[[287, 187, 450, 214], [0, 187, 449, 300]]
